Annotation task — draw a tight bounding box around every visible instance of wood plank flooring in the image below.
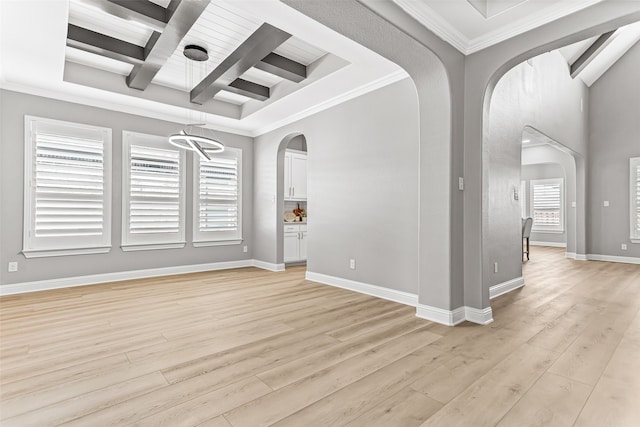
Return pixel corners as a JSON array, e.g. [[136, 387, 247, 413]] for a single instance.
[[0, 246, 638, 426]]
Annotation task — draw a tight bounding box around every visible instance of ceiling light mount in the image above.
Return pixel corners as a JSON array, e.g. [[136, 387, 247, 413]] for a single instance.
[[183, 44, 209, 62]]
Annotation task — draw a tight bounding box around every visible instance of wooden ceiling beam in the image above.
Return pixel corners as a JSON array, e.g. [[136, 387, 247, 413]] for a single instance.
[[190, 23, 292, 104], [126, 0, 209, 90]]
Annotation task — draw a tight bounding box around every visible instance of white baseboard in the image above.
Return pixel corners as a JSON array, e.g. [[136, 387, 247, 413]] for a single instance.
[[490, 276, 524, 299], [530, 241, 566, 248], [465, 306, 495, 325], [416, 304, 493, 326], [587, 254, 640, 265], [0, 259, 258, 296], [305, 271, 418, 307], [416, 305, 465, 326], [566, 252, 588, 261], [252, 260, 285, 272]]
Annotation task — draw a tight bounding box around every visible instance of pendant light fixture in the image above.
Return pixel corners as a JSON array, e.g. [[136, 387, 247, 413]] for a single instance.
[[168, 44, 224, 160]]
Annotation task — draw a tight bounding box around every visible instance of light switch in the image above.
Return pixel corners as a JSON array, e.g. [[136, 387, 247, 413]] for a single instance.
[[571, 201, 576, 208], [603, 201, 610, 207]]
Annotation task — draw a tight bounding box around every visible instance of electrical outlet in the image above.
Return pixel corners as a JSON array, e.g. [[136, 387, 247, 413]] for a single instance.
[[603, 201, 610, 207], [243, 246, 248, 253], [349, 259, 356, 270], [571, 201, 577, 208], [494, 262, 498, 273], [621, 244, 628, 251], [8, 262, 18, 272], [458, 177, 464, 191]]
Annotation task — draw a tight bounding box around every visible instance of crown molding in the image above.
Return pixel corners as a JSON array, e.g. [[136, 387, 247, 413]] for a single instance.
[[393, 0, 605, 55], [393, 0, 469, 54], [468, 0, 604, 53]]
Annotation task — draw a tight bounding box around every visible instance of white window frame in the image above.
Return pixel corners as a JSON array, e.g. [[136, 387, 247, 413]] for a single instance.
[[520, 180, 527, 218], [631, 157, 640, 243], [121, 131, 186, 251], [192, 147, 243, 247], [23, 116, 112, 258], [530, 178, 564, 233]]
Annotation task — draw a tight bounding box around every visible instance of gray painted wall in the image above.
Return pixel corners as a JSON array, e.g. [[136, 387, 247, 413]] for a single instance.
[[465, 3, 640, 308], [254, 78, 420, 294], [521, 163, 567, 244], [484, 51, 588, 288], [280, 0, 464, 310], [0, 90, 254, 285], [588, 41, 640, 259]]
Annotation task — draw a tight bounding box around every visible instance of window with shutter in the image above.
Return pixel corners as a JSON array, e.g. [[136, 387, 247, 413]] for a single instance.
[[122, 132, 185, 251], [530, 178, 564, 233], [23, 116, 112, 258], [631, 157, 640, 243], [193, 147, 242, 246]]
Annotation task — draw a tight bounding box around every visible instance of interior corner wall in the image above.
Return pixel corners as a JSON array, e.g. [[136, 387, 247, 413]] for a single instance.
[[484, 51, 588, 289], [0, 90, 254, 286], [588, 41, 640, 259], [253, 78, 420, 294]]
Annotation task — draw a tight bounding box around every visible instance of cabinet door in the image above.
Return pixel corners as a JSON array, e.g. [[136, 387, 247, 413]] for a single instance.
[[284, 152, 292, 200], [283, 232, 299, 262], [299, 231, 308, 261], [290, 154, 307, 200]]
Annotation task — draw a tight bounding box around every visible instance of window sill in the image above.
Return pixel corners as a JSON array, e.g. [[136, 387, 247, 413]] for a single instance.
[[121, 242, 186, 252], [193, 239, 242, 247], [631, 238, 640, 244], [531, 229, 564, 234], [22, 246, 111, 258]]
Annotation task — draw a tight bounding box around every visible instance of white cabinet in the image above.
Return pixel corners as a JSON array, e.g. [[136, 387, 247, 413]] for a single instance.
[[284, 151, 307, 200], [283, 223, 307, 262]]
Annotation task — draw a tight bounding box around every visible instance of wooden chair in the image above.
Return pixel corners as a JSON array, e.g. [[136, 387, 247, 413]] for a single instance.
[[522, 217, 533, 261]]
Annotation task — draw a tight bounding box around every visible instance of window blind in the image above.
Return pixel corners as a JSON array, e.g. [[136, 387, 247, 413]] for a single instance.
[[34, 132, 105, 238], [199, 156, 238, 232], [128, 144, 181, 235], [532, 182, 561, 226], [194, 147, 242, 244]]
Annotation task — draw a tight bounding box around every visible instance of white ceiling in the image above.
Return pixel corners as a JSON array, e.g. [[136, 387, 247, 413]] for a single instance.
[[1, 0, 638, 137]]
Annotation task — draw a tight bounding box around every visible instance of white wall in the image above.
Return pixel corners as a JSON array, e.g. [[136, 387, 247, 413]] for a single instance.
[[254, 78, 420, 294], [0, 90, 254, 285]]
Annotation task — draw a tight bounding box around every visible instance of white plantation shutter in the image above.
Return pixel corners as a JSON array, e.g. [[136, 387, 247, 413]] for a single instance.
[[193, 147, 242, 245], [631, 158, 640, 242], [23, 116, 112, 257], [122, 132, 185, 250], [531, 178, 564, 232]]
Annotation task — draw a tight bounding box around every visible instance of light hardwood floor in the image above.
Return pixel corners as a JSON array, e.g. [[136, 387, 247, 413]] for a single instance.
[[1, 247, 639, 426]]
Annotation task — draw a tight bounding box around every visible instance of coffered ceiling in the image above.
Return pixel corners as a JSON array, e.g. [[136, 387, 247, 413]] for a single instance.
[[0, 0, 406, 136]]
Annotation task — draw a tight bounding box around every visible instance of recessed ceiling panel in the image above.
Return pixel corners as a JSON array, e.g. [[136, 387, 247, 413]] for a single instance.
[[68, 0, 153, 46], [65, 46, 134, 76], [274, 37, 327, 65]]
